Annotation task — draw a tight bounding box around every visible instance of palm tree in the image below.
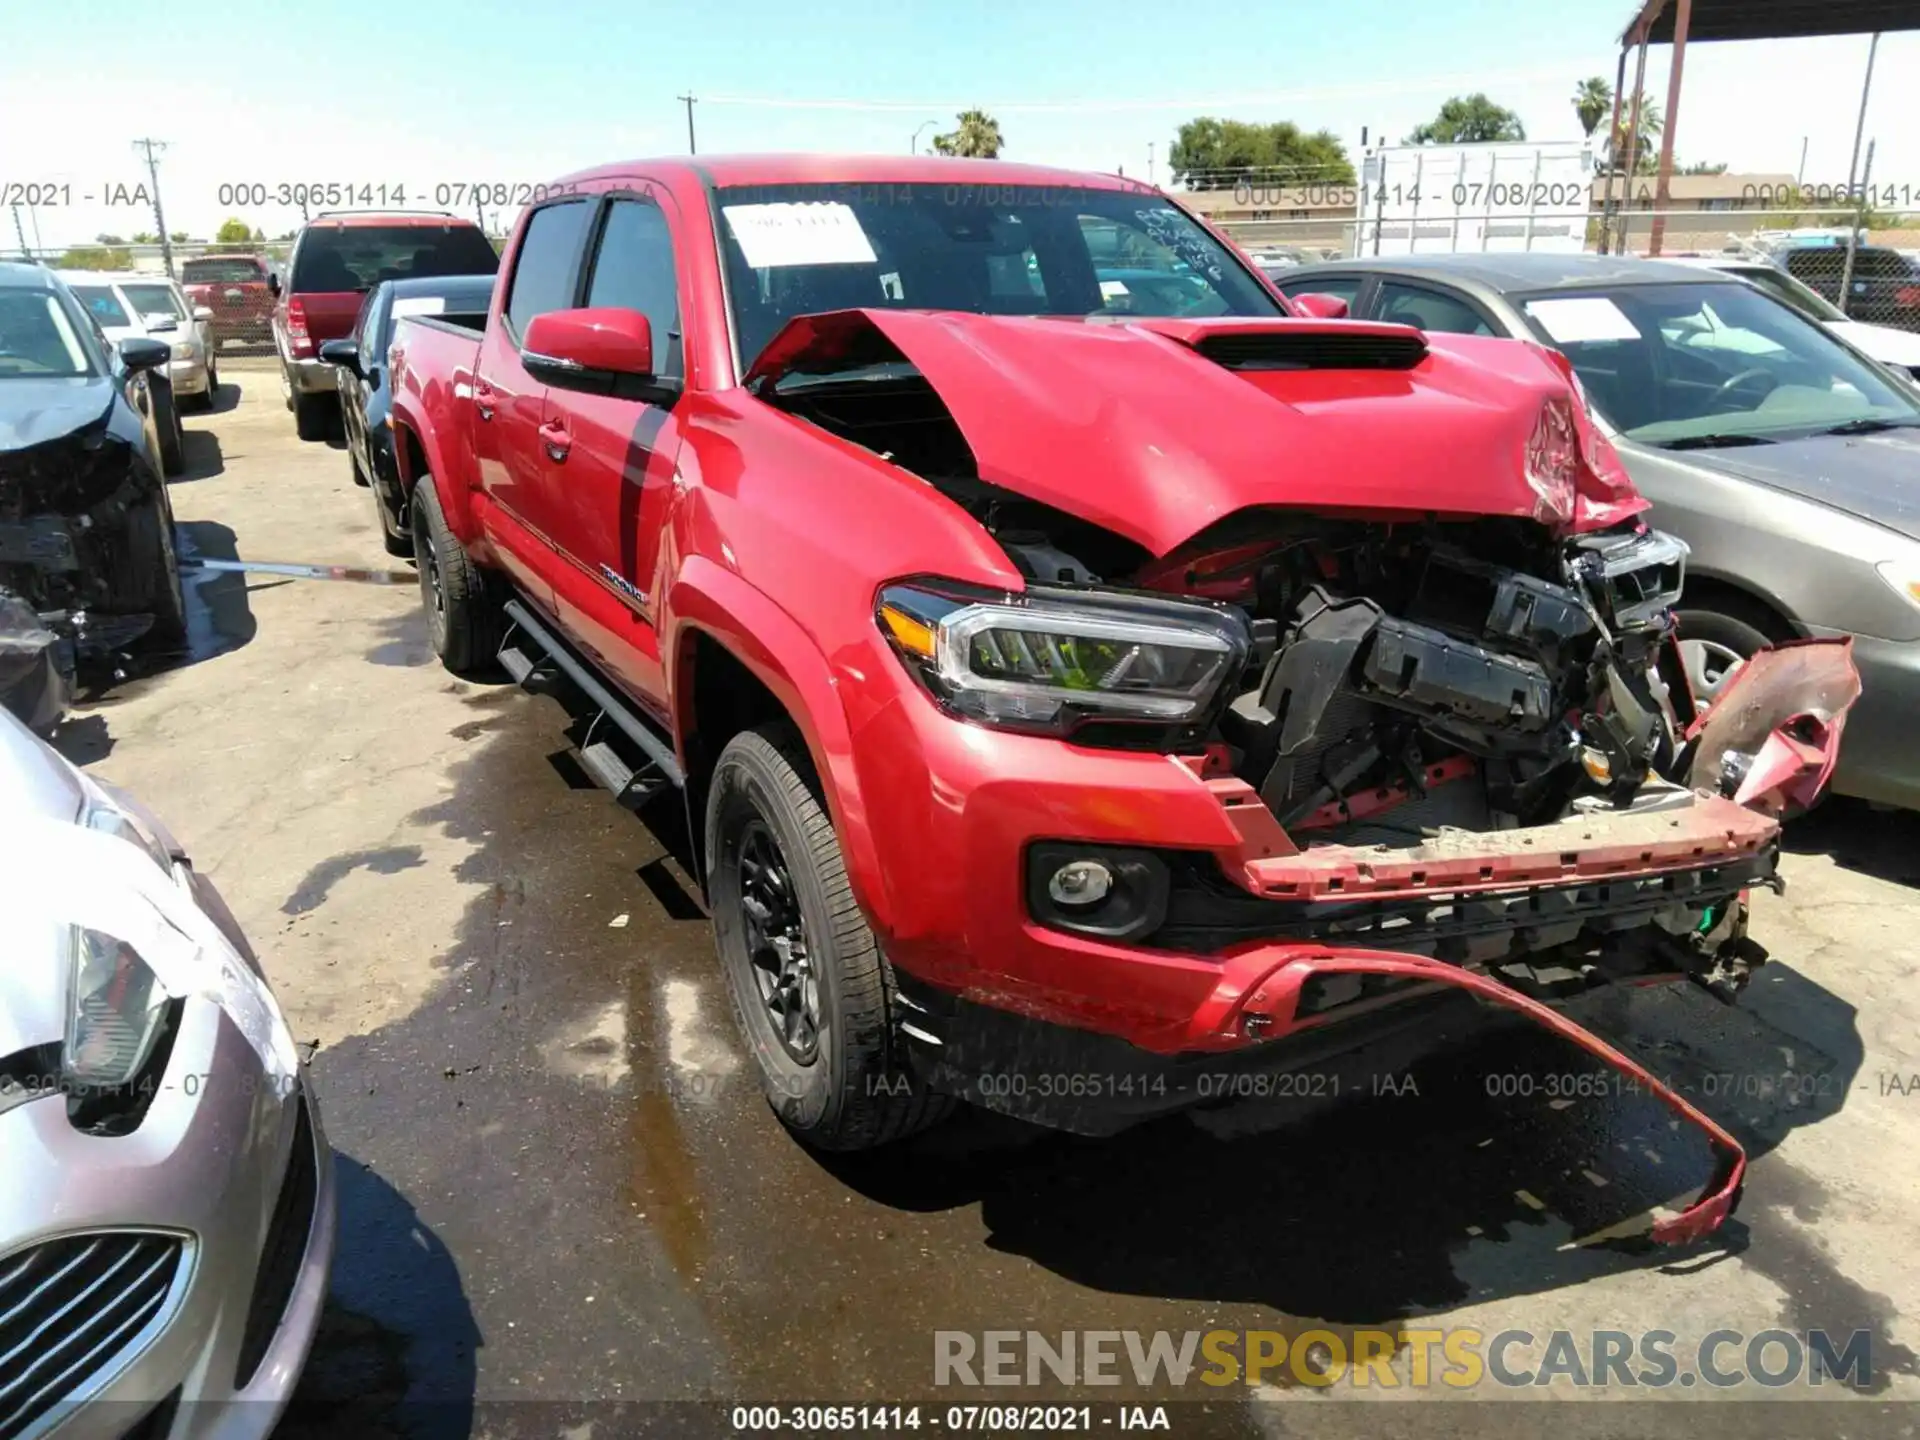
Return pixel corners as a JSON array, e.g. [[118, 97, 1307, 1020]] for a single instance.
[[1608, 98, 1664, 173], [932, 109, 1004, 159], [1572, 77, 1613, 138]]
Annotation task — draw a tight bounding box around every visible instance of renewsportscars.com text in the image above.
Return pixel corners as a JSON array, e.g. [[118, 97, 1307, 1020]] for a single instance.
[[933, 1328, 1876, 1390]]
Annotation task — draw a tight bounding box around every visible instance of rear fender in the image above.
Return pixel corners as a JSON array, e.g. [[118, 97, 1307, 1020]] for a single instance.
[[1187, 944, 1746, 1244], [389, 390, 477, 545], [665, 555, 895, 936]]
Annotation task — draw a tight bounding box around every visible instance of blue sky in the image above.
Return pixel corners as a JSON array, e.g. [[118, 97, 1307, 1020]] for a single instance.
[[2, 0, 1911, 245]]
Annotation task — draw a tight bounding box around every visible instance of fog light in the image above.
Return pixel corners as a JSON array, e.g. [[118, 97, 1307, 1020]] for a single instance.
[[1047, 859, 1113, 909]]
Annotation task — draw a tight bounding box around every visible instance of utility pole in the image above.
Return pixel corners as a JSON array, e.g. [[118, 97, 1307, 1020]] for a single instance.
[[132, 138, 174, 277], [10, 204, 28, 260], [911, 119, 936, 154], [1147, 142, 1155, 186], [678, 93, 698, 154]]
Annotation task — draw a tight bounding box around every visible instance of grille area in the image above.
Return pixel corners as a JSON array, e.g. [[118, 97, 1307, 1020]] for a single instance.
[[233, 1090, 319, 1389], [0, 1232, 184, 1439], [1197, 330, 1428, 371]]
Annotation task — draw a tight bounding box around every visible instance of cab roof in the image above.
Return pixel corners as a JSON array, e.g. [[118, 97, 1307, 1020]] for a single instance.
[[554, 153, 1156, 194]]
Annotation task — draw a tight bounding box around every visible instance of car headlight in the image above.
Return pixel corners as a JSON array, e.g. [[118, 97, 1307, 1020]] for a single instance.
[[84, 796, 174, 874], [1875, 558, 1920, 611], [171, 340, 197, 360], [877, 581, 1249, 738], [64, 926, 173, 1091]]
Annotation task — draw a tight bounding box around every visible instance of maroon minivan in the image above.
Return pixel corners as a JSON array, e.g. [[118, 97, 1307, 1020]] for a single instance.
[[272, 213, 498, 440]]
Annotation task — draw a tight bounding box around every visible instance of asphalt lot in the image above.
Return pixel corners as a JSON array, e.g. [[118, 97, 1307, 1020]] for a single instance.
[[57, 357, 1920, 1439]]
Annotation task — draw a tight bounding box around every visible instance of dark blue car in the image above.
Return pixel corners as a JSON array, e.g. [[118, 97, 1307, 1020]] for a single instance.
[[320, 274, 495, 556]]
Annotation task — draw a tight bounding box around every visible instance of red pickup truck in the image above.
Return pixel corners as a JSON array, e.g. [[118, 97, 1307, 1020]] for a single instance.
[[180, 254, 274, 347], [389, 156, 1859, 1240]]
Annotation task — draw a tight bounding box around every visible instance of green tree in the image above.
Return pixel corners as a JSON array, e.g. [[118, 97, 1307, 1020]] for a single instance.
[[931, 109, 1004, 158], [1572, 77, 1613, 138], [1605, 99, 1664, 173], [131, 231, 158, 244], [58, 245, 134, 270], [1679, 160, 1728, 175], [1169, 118, 1355, 188], [214, 216, 255, 243], [95, 233, 127, 245], [1405, 94, 1527, 145]]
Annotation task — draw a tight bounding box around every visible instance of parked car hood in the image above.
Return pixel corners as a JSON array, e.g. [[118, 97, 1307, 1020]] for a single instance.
[[0, 377, 116, 453], [1654, 425, 1920, 541], [745, 309, 1643, 556], [1827, 319, 1920, 370]]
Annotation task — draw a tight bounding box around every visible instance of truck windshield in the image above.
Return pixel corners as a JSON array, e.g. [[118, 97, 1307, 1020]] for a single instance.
[[714, 182, 1284, 365], [292, 224, 500, 293], [121, 284, 185, 321]]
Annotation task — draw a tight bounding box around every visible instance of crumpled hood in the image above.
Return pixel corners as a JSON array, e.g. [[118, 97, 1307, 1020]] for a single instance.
[[1657, 425, 1920, 542], [746, 309, 1643, 557], [0, 377, 116, 455]]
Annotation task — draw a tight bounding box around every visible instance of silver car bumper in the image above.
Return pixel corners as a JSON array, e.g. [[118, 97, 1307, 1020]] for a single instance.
[[1819, 628, 1920, 810], [281, 356, 337, 396], [165, 357, 210, 396], [0, 999, 337, 1440]]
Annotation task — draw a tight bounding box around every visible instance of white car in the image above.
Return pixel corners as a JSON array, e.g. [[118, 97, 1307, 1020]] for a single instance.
[[1673, 255, 1920, 384], [0, 706, 336, 1440], [54, 273, 219, 411]]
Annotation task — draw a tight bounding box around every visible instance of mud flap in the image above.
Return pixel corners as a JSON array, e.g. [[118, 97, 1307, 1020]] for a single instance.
[[1685, 637, 1860, 815], [1196, 946, 1746, 1244]]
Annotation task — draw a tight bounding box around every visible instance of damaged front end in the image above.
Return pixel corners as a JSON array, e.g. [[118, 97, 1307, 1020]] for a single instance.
[[754, 306, 1860, 1239]]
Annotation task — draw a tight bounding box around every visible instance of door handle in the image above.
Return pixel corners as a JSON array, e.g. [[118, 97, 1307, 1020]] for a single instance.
[[474, 380, 495, 422], [540, 419, 571, 463]]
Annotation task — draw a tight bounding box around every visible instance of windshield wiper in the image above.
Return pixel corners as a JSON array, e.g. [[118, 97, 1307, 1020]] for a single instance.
[[1818, 417, 1920, 437], [1655, 433, 1779, 451]]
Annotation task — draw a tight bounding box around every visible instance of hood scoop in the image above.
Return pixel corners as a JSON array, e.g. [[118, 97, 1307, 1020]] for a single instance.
[[1132, 317, 1429, 372]]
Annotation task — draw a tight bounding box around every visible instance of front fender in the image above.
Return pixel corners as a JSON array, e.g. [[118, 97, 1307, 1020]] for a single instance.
[[665, 555, 895, 937]]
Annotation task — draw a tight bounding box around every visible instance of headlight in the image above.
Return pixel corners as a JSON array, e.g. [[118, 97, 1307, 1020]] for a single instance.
[[64, 926, 173, 1091], [84, 796, 174, 874], [171, 341, 197, 359], [877, 581, 1249, 738], [1875, 558, 1920, 611]]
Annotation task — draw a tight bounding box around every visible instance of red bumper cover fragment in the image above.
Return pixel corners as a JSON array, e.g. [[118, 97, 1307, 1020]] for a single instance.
[[1186, 945, 1746, 1244]]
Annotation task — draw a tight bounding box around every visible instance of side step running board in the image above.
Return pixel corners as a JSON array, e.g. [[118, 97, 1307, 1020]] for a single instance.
[[499, 599, 684, 806]]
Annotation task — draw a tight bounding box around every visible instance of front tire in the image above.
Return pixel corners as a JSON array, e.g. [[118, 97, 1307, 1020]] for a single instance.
[[410, 478, 498, 674], [1676, 608, 1774, 719], [153, 381, 185, 476], [123, 490, 187, 649], [706, 726, 954, 1151]]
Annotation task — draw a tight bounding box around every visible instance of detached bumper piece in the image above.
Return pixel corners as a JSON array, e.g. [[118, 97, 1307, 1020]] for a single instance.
[[1194, 947, 1747, 1245], [0, 589, 71, 731]]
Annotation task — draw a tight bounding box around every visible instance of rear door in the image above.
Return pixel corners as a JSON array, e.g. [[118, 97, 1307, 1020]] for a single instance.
[[538, 189, 686, 713], [473, 198, 597, 604]]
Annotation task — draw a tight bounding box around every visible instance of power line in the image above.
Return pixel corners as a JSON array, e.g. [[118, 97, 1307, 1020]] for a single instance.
[[132, 138, 174, 278]]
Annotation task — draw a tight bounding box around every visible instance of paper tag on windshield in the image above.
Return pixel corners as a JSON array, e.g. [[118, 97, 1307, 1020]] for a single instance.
[[1526, 297, 1641, 344], [1099, 279, 1130, 299], [722, 202, 877, 268], [391, 296, 446, 318]]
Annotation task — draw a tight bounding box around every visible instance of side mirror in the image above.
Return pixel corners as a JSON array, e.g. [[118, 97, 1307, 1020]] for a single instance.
[[1291, 292, 1351, 320], [267, 273, 282, 298], [192, 305, 214, 322], [521, 308, 678, 403], [318, 338, 361, 374], [117, 337, 170, 372]]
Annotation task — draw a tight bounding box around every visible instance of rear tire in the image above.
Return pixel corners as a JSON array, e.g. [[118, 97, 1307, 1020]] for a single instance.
[[153, 381, 185, 476], [706, 725, 955, 1151], [293, 391, 332, 442], [410, 478, 499, 675]]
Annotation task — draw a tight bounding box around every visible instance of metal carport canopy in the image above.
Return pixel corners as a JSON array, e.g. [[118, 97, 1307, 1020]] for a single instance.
[[1624, 0, 1916, 43], [1606, 0, 1917, 255]]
